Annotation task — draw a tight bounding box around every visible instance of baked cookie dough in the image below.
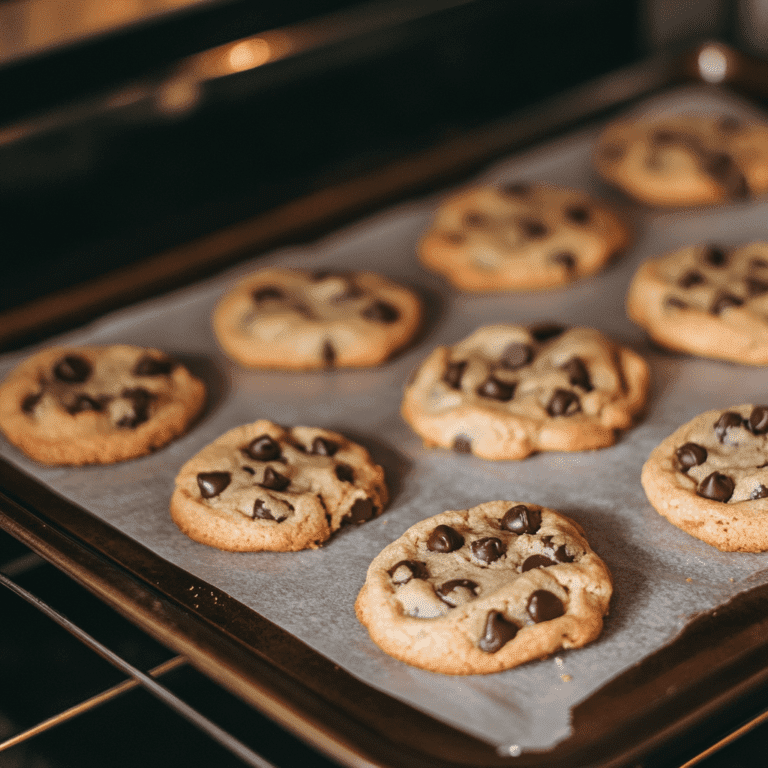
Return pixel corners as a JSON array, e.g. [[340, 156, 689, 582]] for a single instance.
[[0, 345, 205, 465], [171, 420, 388, 551], [417, 183, 631, 292], [594, 113, 768, 207], [642, 405, 768, 552], [401, 324, 649, 460], [355, 501, 612, 675], [626, 242, 768, 365], [212, 268, 422, 369]]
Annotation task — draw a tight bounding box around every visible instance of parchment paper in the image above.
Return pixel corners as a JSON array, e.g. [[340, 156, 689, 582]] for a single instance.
[[3, 84, 768, 754]]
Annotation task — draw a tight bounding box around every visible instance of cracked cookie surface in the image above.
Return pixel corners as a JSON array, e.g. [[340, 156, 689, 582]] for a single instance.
[[212, 268, 422, 369], [355, 501, 612, 675], [0, 345, 205, 465], [171, 420, 388, 551], [417, 183, 631, 292], [627, 242, 768, 365], [401, 324, 649, 460], [642, 405, 768, 551], [594, 113, 768, 207]]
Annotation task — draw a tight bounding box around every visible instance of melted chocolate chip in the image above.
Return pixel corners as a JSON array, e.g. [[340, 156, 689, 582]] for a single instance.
[[698, 472, 735, 502], [519, 218, 549, 239], [527, 590, 565, 623], [437, 579, 478, 607], [67, 394, 108, 415], [711, 293, 744, 315], [197, 471, 231, 498], [702, 153, 748, 199], [718, 116, 742, 133], [501, 505, 541, 534], [133, 356, 175, 376], [330, 282, 363, 302], [53, 355, 91, 383], [253, 499, 281, 520], [561, 357, 593, 392], [546, 389, 581, 417], [443, 231, 465, 244], [21, 392, 42, 414], [521, 554, 558, 571], [665, 296, 689, 310], [260, 467, 290, 491], [750, 257, 768, 270], [347, 498, 375, 523], [676, 443, 708, 472], [362, 301, 400, 324], [499, 342, 533, 370], [714, 411, 744, 442], [564, 205, 590, 224], [678, 271, 705, 289], [427, 524, 464, 552], [752, 485, 768, 500], [388, 560, 428, 584], [500, 182, 530, 196], [464, 211, 488, 228], [542, 537, 574, 563], [529, 323, 566, 342], [702, 245, 728, 267], [242, 466, 255, 474], [252, 286, 285, 302], [311, 437, 338, 456], [243, 435, 281, 461], [745, 277, 768, 296], [470, 537, 506, 563], [651, 129, 677, 145], [550, 251, 576, 271], [748, 406, 768, 435], [322, 341, 336, 367], [452, 435, 472, 453], [476, 376, 515, 402], [335, 463, 355, 483], [116, 388, 152, 428], [443, 360, 467, 389], [478, 611, 518, 653]]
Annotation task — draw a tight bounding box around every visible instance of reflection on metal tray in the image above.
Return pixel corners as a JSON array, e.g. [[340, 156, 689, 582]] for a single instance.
[[5, 40, 768, 768]]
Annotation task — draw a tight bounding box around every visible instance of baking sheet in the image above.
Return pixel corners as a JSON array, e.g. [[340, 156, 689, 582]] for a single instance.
[[3, 83, 768, 755]]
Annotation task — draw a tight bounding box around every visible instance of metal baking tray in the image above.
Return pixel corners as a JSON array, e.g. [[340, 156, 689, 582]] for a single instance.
[[4, 40, 768, 768]]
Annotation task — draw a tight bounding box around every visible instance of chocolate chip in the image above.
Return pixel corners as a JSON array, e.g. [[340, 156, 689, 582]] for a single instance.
[[464, 211, 488, 227], [388, 560, 428, 584], [362, 301, 399, 324], [600, 142, 625, 161], [67, 394, 107, 415], [470, 537, 506, 563], [702, 153, 749, 199], [330, 282, 363, 302], [437, 579, 478, 607], [322, 341, 336, 367], [750, 257, 768, 270], [452, 435, 472, 453], [752, 485, 768, 500], [519, 218, 549, 239], [527, 590, 565, 623], [718, 116, 742, 133], [335, 463, 355, 483], [665, 296, 689, 309], [550, 251, 576, 271], [443, 231, 465, 244], [443, 360, 467, 389], [745, 277, 768, 296], [561, 357, 592, 392], [542, 537, 574, 563], [21, 392, 42, 414], [714, 411, 744, 442], [676, 442, 708, 472], [347, 498, 375, 523], [711, 293, 744, 314], [253, 499, 281, 520], [242, 466, 255, 474], [748, 406, 768, 435], [260, 467, 290, 491], [564, 205, 590, 224], [501, 505, 541, 535], [243, 434, 281, 461], [116, 388, 152, 428], [651, 129, 677, 145], [702, 245, 728, 267], [521, 554, 558, 571], [478, 611, 518, 653], [529, 323, 566, 342], [197, 471, 231, 498], [476, 376, 515, 402], [546, 389, 581, 417], [698, 472, 735, 502], [678, 271, 705, 289], [133, 356, 175, 376], [252, 286, 285, 302], [53, 355, 91, 383], [311, 437, 338, 456], [427, 524, 464, 552], [500, 182, 530, 196], [498, 342, 533, 370]]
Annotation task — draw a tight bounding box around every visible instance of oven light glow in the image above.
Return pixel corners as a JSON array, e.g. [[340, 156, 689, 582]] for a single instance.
[[698, 45, 728, 83], [227, 39, 272, 72]]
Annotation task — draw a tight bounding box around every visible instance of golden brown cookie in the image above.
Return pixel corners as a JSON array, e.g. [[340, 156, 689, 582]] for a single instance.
[[355, 501, 612, 675], [626, 242, 768, 365], [401, 324, 649, 460], [170, 420, 388, 551], [594, 113, 768, 206], [212, 268, 422, 369], [417, 183, 631, 292], [642, 404, 768, 552], [0, 345, 205, 465]]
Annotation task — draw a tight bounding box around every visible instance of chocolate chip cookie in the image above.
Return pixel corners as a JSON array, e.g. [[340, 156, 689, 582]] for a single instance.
[[417, 183, 631, 292], [355, 501, 612, 675], [212, 268, 422, 369], [626, 242, 768, 365], [0, 345, 205, 465], [401, 324, 649, 460], [170, 420, 387, 551], [594, 113, 768, 206], [642, 405, 768, 551]]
